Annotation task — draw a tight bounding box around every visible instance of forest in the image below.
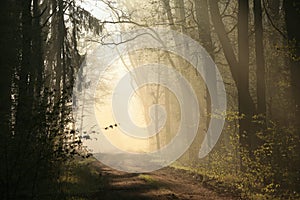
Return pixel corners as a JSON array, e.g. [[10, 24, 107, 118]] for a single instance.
[[0, 0, 299, 199]]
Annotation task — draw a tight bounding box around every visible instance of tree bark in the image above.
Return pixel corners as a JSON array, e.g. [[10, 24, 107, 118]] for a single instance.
[[254, 0, 266, 116], [193, 0, 217, 164], [283, 0, 300, 129], [209, 1, 255, 149], [283, 0, 300, 191], [0, 1, 19, 199]]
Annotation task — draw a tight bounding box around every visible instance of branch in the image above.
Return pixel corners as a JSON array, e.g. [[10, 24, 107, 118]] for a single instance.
[[42, 0, 73, 28], [209, 0, 239, 84], [220, 0, 231, 16], [101, 20, 147, 27], [262, 0, 287, 39], [32, 6, 48, 19]]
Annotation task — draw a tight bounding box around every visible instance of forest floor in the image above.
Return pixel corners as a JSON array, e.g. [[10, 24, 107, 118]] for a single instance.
[[63, 157, 240, 200]]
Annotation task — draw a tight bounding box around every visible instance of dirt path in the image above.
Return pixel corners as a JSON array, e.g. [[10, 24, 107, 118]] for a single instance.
[[86, 160, 238, 200]]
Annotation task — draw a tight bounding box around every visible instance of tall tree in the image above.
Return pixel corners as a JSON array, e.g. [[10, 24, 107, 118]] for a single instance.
[[237, 0, 257, 148], [0, 1, 20, 199], [0, 0, 102, 198], [253, 0, 266, 117], [283, 0, 300, 129], [283, 0, 300, 191], [209, 1, 256, 150], [193, 0, 218, 164]]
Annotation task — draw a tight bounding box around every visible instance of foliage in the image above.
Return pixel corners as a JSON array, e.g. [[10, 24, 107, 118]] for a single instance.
[[176, 111, 300, 199], [0, 0, 102, 199]]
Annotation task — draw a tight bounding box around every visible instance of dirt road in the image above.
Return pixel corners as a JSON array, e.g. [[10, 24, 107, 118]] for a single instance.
[[83, 160, 238, 200]]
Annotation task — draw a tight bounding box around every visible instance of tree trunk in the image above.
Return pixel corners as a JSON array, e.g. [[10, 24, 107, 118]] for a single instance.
[[0, 1, 19, 199], [254, 0, 266, 117], [209, 1, 255, 150], [193, 0, 217, 164], [283, 0, 300, 192], [283, 0, 300, 130]]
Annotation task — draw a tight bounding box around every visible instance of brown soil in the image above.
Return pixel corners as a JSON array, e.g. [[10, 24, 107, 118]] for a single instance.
[[84, 160, 239, 200]]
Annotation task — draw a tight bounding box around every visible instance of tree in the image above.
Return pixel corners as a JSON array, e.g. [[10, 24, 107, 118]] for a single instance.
[[283, 0, 300, 192], [283, 0, 300, 129], [253, 0, 266, 117], [209, 1, 256, 153], [0, 0, 102, 198]]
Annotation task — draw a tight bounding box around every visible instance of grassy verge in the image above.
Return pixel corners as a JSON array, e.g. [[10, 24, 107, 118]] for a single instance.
[[170, 162, 242, 199], [59, 157, 107, 200]]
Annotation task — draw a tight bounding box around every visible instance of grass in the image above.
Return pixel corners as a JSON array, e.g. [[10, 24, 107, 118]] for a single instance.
[[170, 161, 243, 198], [60, 157, 107, 199], [138, 174, 163, 188]]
